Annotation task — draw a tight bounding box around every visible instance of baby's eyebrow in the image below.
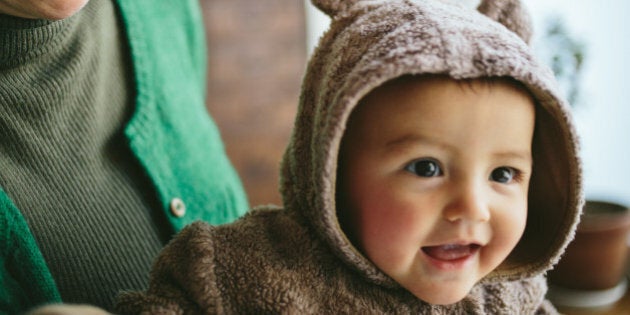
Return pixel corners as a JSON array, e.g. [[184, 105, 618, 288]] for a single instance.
[[385, 134, 532, 164], [385, 134, 420, 148], [385, 134, 451, 151], [492, 151, 533, 164], [382, 133, 454, 158]]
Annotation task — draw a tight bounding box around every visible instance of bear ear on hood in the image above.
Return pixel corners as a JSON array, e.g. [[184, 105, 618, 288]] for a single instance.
[[311, 0, 366, 18], [312, 0, 533, 43], [477, 0, 533, 44]]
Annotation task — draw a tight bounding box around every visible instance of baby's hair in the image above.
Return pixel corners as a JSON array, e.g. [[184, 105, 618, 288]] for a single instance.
[[381, 74, 531, 97]]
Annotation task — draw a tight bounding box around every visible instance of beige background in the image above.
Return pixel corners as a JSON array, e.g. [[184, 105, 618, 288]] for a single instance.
[[201, 0, 306, 206]]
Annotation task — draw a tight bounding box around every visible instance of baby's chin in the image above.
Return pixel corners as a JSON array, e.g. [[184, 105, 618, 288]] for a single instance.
[[403, 279, 478, 306], [416, 290, 471, 306]]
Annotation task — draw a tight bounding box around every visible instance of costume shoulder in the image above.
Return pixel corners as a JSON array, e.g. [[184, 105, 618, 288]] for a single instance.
[[209, 206, 326, 313], [115, 220, 221, 314], [115, 206, 322, 314]]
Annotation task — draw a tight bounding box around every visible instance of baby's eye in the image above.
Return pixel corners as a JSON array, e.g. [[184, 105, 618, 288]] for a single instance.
[[404, 159, 443, 177], [490, 167, 518, 183]]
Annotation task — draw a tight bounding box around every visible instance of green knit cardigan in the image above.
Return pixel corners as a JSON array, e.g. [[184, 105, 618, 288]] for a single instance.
[[0, 0, 248, 313]]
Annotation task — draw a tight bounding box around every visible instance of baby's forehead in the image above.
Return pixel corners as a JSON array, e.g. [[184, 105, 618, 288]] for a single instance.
[[348, 74, 536, 132], [357, 74, 535, 111]]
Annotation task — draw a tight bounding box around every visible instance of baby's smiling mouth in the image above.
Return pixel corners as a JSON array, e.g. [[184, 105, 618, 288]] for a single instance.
[[422, 244, 481, 261]]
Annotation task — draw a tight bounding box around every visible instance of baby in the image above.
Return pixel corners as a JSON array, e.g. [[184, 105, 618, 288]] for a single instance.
[[337, 74, 536, 305], [117, 0, 582, 313]]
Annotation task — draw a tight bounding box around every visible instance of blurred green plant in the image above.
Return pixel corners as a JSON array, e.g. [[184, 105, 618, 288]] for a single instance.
[[539, 15, 587, 106]]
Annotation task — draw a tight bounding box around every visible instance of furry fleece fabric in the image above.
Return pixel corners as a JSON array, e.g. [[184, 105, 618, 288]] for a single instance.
[[116, 0, 582, 313]]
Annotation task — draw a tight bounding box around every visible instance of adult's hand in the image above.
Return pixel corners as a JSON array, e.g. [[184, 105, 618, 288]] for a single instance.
[[27, 304, 110, 315]]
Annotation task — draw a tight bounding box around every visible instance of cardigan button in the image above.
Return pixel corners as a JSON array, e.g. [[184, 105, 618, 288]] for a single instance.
[[170, 198, 186, 217]]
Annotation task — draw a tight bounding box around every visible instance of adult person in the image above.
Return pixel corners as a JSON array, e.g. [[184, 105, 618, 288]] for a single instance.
[[0, 0, 248, 313]]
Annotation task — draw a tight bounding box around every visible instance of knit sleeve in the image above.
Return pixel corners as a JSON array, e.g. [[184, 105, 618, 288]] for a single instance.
[[115, 221, 222, 314]]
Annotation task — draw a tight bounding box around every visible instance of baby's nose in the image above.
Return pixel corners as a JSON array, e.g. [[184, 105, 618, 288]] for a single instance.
[[443, 183, 491, 223]]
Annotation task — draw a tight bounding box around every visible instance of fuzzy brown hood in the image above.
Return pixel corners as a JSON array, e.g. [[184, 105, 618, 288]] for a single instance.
[[280, 0, 582, 287]]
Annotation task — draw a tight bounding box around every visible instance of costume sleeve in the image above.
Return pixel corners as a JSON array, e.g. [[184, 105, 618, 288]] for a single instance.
[[115, 222, 221, 314]]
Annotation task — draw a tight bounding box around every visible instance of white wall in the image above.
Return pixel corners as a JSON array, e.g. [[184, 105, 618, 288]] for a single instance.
[[528, 0, 630, 205], [304, 1, 328, 55], [304, 0, 630, 206]]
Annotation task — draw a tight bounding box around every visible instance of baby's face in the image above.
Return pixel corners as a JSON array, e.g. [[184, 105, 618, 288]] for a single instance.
[[0, 0, 89, 20], [337, 76, 535, 305]]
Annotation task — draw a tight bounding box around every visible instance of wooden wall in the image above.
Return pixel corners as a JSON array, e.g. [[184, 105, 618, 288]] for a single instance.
[[201, 0, 306, 206]]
